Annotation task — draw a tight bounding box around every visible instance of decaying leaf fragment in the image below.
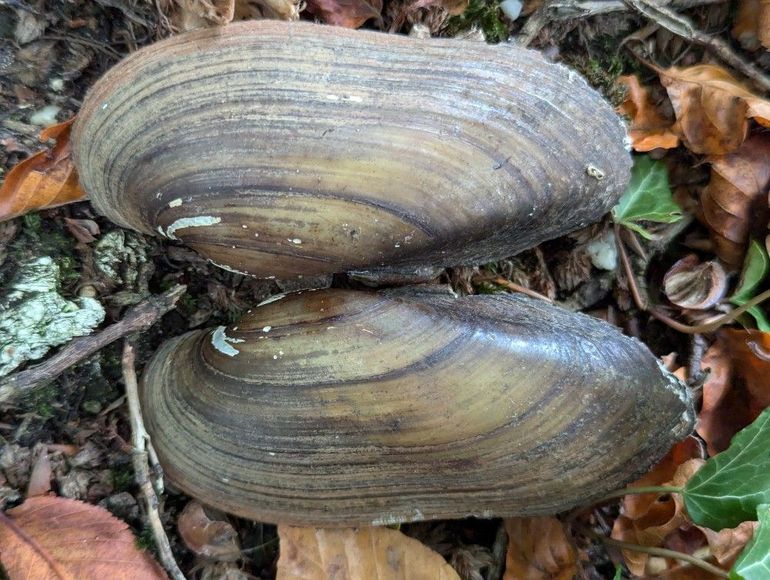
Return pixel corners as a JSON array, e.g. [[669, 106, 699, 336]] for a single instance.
[[660, 65, 770, 155], [0, 495, 166, 579], [178, 500, 241, 560], [277, 525, 460, 579], [700, 134, 770, 269], [698, 329, 770, 455], [503, 517, 577, 580], [162, 0, 300, 31], [617, 75, 679, 152], [0, 118, 87, 222], [304, 0, 383, 28], [732, 0, 770, 51]]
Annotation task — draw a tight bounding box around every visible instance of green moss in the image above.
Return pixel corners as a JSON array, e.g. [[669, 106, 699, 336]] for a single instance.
[[111, 464, 135, 493], [26, 381, 58, 419], [563, 36, 640, 105], [135, 526, 155, 552], [446, 0, 509, 43]]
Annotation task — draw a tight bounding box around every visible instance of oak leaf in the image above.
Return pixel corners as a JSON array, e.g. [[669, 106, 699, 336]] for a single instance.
[[277, 525, 460, 579], [698, 329, 770, 455], [503, 517, 577, 580], [0, 118, 87, 222], [305, 0, 383, 28], [0, 495, 166, 579], [659, 65, 770, 155], [700, 133, 770, 269], [617, 75, 679, 152]]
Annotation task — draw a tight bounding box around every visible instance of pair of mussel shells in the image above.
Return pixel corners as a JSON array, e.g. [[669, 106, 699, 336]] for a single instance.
[[73, 21, 694, 526]]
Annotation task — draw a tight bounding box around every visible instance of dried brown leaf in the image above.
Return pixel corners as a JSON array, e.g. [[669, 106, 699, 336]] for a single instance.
[[0, 118, 87, 222], [698, 328, 770, 454], [660, 65, 770, 155], [503, 517, 577, 580], [700, 133, 770, 269], [0, 495, 166, 579], [701, 521, 757, 565], [409, 0, 468, 16], [178, 501, 241, 561], [305, 0, 382, 28], [617, 75, 679, 152], [277, 525, 460, 579], [733, 0, 770, 50]]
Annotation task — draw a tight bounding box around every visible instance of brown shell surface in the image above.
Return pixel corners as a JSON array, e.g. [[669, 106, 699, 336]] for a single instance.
[[73, 21, 631, 280], [141, 289, 694, 526]]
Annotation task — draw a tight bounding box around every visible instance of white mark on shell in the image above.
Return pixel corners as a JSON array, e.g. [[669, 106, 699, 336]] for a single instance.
[[262, 326, 272, 333], [257, 293, 286, 307], [586, 165, 605, 181], [288, 238, 302, 245], [166, 215, 221, 240], [208, 260, 253, 277], [168, 198, 183, 208], [211, 326, 244, 357]]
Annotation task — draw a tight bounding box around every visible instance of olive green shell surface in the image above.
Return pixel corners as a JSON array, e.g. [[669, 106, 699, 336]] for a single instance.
[[141, 289, 694, 526], [73, 21, 632, 280]]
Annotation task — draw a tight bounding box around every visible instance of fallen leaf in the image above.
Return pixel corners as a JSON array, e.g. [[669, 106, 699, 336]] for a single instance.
[[617, 75, 679, 152], [701, 521, 756, 565], [659, 65, 770, 155], [178, 500, 241, 561], [732, 0, 770, 51], [305, 0, 382, 28], [700, 134, 770, 269], [0, 118, 87, 222], [686, 407, 770, 530], [0, 495, 166, 579], [277, 525, 459, 579], [612, 155, 682, 239], [503, 517, 577, 580], [730, 504, 770, 579], [730, 239, 770, 331], [234, 0, 301, 20], [697, 329, 770, 454], [26, 449, 52, 497], [409, 0, 469, 16]]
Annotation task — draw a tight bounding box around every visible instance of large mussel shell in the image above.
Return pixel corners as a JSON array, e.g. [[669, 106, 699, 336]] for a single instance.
[[141, 289, 694, 526], [73, 21, 631, 280]]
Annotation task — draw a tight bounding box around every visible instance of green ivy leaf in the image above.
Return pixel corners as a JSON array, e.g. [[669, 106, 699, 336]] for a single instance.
[[684, 408, 770, 530], [730, 240, 770, 331], [612, 156, 683, 239], [729, 504, 770, 580]]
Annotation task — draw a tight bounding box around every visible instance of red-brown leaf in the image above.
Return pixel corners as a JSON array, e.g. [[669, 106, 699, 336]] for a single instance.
[[617, 75, 679, 152], [305, 0, 382, 28], [503, 517, 577, 580], [0, 495, 166, 579], [0, 118, 87, 222]]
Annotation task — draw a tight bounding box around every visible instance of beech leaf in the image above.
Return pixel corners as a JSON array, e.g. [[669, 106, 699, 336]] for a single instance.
[[277, 525, 460, 579], [0, 495, 166, 579], [685, 407, 770, 530], [730, 240, 770, 331], [612, 155, 682, 238], [617, 75, 679, 152], [503, 517, 578, 580], [730, 504, 770, 580], [0, 118, 87, 222]]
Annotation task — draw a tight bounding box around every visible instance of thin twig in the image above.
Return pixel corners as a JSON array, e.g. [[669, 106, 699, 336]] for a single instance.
[[0, 285, 186, 404], [601, 536, 729, 578], [488, 520, 508, 580], [549, 0, 725, 19], [122, 342, 185, 580], [598, 484, 683, 502], [474, 275, 554, 303], [614, 223, 649, 311], [624, 0, 770, 93]]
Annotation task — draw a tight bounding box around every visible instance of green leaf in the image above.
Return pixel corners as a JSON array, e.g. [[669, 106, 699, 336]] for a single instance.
[[729, 504, 770, 580], [731, 240, 770, 330], [612, 155, 683, 237], [613, 564, 623, 580], [684, 408, 770, 530]]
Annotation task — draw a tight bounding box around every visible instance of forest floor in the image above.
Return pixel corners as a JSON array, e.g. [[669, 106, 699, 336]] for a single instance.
[[1, 0, 769, 578]]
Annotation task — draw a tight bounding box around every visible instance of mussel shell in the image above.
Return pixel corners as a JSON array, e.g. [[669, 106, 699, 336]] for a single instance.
[[73, 21, 631, 280], [141, 289, 694, 526]]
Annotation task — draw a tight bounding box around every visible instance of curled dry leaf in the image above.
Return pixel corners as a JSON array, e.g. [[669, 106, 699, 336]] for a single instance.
[[663, 254, 728, 310], [700, 134, 770, 269], [409, 0, 469, 16], [617, 75, 679, 152], [178, 500, 241, 561], [732, 0, 770, 51], [698, 329, 770, 455], [0, 118, 87, 222], [503, 517, 577, 580], [277, 525, 460, 579], [305, 0, 383, 28], [0, 495, 166, 579], [166, 0, 299, 31], [660, 65, 770, 155]]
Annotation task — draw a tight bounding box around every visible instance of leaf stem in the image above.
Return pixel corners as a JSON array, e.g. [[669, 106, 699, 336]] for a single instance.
[[599, 484, 683, 502], [601, 536, 729, 578]]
